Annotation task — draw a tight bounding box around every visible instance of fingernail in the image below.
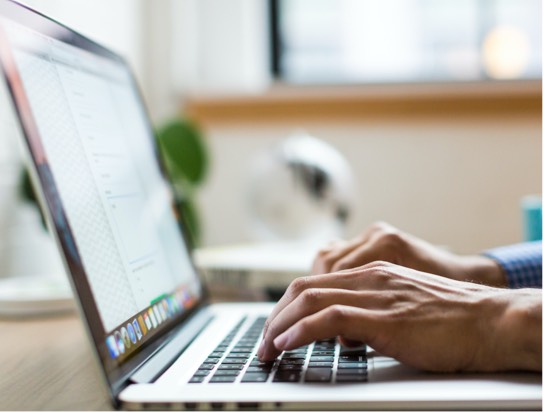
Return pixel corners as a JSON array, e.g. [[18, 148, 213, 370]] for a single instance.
[[257, 339, 265, 358], [274, 333, 289, 350]]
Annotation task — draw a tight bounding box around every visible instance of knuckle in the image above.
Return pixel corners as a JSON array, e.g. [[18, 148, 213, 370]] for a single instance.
[[373, 267, 394, 284], [289, 276, 310, 296], [379, 231, 406, 249], [316, 247, 331, 256], [320, 255, 337, 269], [374, 260, 393, 269], [299, 288, 320, 306], [362, 260, 392, 270], [331, 260, 347, 272], [331, 259, 351, 272], [326, 304, 348, 325], [370, 221, 391, 232]]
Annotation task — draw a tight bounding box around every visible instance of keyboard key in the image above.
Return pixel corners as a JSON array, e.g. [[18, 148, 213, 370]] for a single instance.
[[250, 360, 275, 367], [338, 355, 364, 363], [286, 348, 308, 354], [241, 373, 269, 383], [336, 368, 367, 376], [337, 362, 367, 369], [208, 352, 224, 358], [279, 359, 305, 365], [246, 365, 273, 373], [197, 364, 216, 370], [189, 376, 205, 383], [193, 370, 211, 377], [229, 348, 253, 354], [210, 376, 237, 383], [221, 358, 247, 364], [212, 369, 241, 377], [277, 364, 303, 371], [311, 351, 335, 356], [273, 371, 301, 382], [308, 361, 333, 368], [238, 338, 258, 343], [305, 368, 332, 382], [225, 353, 249, 359], [233, 343, 256, 348], [309, 356, 334, 362], [281, 353, 307, 359], [336, 374, 367, 382], [217, 364, 245, 370], [203, 358, 220, 364]]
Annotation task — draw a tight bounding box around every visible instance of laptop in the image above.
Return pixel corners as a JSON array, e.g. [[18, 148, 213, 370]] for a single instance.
[[0, 1, 540, 410]]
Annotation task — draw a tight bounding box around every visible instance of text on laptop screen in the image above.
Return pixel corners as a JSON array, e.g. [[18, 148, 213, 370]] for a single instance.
[[1, 17, 202, 358]]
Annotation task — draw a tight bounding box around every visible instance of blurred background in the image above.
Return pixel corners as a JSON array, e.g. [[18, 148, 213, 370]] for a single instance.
[[0, 0, 541, 264]]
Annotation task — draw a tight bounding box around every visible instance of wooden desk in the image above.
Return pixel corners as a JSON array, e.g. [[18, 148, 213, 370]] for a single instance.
[[0, 314, 113, 410], [0, 292, 257, 411]]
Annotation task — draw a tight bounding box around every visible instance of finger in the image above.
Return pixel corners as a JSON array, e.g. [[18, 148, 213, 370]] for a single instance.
[[315, 238, 345, 253], [331, 225, 408, 272], [260, 260, 394, 356], [273, 305, 378, 353], [261, 288, 386, 361], [261, 263, 383, 342], [330, 242, 382, 272], [260, 273, 350, 357], [312, 236, 364, 274], [338, 336, 364, 348], [312, 222, 394, 274]]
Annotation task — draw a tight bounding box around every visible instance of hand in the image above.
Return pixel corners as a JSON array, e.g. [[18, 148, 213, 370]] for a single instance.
[[312, 222, 507, 287], [258, 261, 542, 372]]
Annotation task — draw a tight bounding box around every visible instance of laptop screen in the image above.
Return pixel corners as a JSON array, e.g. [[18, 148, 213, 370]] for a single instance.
[[0, 0, 204, 379]]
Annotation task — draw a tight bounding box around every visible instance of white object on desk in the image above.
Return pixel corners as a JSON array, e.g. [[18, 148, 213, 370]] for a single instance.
[[0, 200, 73, 316], [0, 274, 73, 316], [194, 241, 320, 293]]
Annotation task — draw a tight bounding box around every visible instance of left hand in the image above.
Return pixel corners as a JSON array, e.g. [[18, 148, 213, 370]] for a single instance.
[[257, 261, 542, 372]]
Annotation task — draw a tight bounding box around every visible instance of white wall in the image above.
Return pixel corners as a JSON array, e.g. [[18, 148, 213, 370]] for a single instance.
[[171, 0, 270, 95], [197, 113, 541, 254], [19, 0, 145, 80], [2, 1, 541, 256]]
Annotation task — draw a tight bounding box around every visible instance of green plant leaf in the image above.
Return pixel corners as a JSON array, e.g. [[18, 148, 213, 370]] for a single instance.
[[156, 119, 208, 186]]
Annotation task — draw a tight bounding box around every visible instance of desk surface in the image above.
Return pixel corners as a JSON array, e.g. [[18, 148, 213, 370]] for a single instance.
[[1, 314, 113, 411], [0, 290, 256, 411]]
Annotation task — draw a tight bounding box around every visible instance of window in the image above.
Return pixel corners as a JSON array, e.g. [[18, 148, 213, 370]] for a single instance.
[[271, 0, 542, 84]]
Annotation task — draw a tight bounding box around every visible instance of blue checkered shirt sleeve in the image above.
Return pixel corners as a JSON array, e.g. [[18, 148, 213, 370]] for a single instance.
[[484, 241, 542, 288]]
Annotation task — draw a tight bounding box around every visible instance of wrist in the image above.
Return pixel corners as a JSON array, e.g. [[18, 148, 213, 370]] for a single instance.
[[482, 289, 542, 372], [458, 255, 508, 287]]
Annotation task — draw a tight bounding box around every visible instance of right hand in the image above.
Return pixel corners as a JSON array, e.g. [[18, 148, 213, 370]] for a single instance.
[[312, 222, 507, 287], [259, 261, 542, 372]]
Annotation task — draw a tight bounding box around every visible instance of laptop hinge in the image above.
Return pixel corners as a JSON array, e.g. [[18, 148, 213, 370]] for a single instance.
[[129, 307, 214, 384]]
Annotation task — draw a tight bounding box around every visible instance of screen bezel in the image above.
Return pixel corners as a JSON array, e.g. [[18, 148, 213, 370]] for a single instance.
[[0, 0, 208, 403]]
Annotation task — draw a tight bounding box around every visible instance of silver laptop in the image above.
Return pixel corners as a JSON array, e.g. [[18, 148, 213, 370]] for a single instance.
[[0, 1, 540, 409]]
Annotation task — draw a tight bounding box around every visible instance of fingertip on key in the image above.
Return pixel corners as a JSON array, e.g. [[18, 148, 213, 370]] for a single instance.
[[257, 339, 265, 359]]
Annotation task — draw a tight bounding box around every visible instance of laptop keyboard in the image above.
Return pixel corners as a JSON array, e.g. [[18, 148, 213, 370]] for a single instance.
[[189, 316, 367, 384]]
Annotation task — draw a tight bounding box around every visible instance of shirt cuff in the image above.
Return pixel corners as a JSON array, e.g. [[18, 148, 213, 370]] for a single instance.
[[483, 241, 542, 289]]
